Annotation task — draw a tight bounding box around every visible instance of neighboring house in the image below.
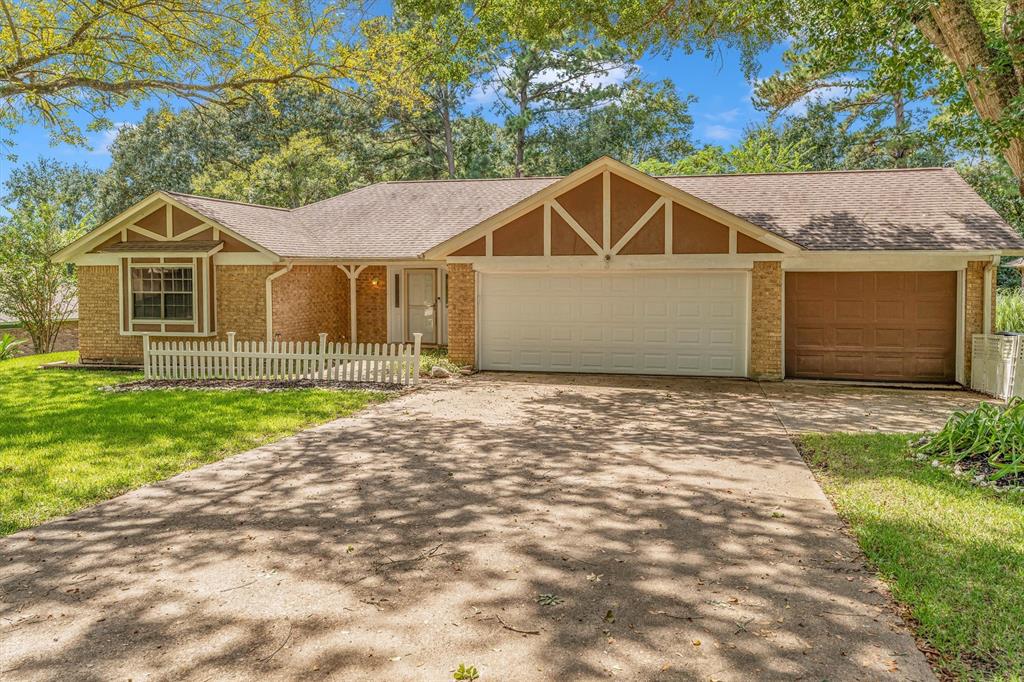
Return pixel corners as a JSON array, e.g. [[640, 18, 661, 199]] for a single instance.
[[0, 298, 79, 356], [53, 157, 1024, 383]]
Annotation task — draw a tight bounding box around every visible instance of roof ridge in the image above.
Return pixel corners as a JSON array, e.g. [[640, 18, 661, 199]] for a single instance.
[[165, 191, 294, 212], [292, 182, 380, 211], [384, 175, 563, 184], [656, 166, 952, 179]]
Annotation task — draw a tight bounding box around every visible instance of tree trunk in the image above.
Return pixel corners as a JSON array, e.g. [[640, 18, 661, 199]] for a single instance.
[[892, 91, 907, 168], [439, 86, 456, 178], [916, 0, 1024, 190]]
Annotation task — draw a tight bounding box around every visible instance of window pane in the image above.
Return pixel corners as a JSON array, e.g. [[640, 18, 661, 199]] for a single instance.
[[163, 293, 193, 320], [133, 293, 162, 319], [130, 267, 194, 320]]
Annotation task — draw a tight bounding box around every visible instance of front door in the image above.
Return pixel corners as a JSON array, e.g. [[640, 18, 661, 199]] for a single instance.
[[406, 269, 438, 344]]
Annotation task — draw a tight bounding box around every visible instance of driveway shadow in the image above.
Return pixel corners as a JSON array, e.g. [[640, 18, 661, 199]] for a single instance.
[[1, 373, 934, 680]]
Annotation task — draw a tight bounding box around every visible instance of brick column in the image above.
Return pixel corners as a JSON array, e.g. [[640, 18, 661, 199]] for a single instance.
[[964, 260, 995, 381], [750, 261, 783, 380], [447, 263, 476, 367]]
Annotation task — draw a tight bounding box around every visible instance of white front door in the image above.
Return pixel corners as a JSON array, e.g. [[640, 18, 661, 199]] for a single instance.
[[406, 269, 438, 344], [478, 271, 748, 376]]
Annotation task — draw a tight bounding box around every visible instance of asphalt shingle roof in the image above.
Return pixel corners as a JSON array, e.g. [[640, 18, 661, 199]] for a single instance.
[[101, 240, 223, 253], [166, 167, 1024, 258]]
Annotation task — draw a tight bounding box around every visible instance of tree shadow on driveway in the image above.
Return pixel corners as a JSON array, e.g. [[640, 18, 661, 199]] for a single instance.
[[0, 373, 934, 680]]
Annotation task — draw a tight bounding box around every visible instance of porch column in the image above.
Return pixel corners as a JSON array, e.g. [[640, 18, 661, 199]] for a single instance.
[[964, 259, 997, 381], [338, 264, 366, 343], [447, 263, 476, 367], [750, 260, 783, 381]]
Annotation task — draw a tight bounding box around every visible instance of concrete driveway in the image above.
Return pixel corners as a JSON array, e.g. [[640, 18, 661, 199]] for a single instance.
[[1, 374, 984, 680]]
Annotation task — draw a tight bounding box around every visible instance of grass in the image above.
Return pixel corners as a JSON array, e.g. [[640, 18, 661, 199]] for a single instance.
[[0, 352, 388, 536], [799, 432, 1024, 680], [996, 287, 1024, 333]]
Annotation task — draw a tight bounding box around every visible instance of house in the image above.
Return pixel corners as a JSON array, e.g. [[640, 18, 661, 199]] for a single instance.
[[53, 157, 1024, 383]]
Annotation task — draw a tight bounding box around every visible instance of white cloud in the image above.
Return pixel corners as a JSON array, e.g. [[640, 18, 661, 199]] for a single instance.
[[89, 122, 131, 155], [704, 107, 741, 123], [704, 124, 740, 142], [470, 60, 636, 109]]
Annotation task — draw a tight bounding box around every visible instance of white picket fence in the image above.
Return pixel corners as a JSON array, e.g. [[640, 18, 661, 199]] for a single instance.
[[970, 333, 1024, 399], [143, 332, 422, 386]]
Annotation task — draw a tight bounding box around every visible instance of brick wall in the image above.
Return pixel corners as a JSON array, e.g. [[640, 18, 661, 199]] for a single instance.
[[78, 265, 143, 363], [3, 321, 79, 356], [78, 264, 274, 364], [271, 265, 347, 343], [964, 260, 996, 381], [750, 261, 782, 380], [355, 266, 388, 344], [447, 263, 475, 367]]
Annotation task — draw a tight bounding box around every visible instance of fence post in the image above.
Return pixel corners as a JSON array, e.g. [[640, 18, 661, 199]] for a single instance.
[[318, 332, 328, 381], [227, 331, 236, 380], [142, 335, 151, 379], [412, 332, 422, 386]]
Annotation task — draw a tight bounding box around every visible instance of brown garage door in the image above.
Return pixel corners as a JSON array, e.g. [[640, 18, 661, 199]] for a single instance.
[[785, 271, 957, 382]]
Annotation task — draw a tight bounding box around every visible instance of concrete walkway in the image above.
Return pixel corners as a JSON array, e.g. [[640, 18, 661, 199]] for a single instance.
[[1, 374, 973, 681]]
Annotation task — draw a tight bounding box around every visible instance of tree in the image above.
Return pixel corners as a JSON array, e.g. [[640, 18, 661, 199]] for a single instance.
[[0, 202, 84, 353], [3, 158, 101, 231], [485, 38, 639, 176], [636, 128, 810, 175], [191, 132, 353, 208], [0, 0, 370, 147], [409, 0, 1024, 186], [535, 79, 695, 173]]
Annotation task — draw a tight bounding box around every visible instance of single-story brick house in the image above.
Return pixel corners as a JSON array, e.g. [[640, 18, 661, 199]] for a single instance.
[[54, 157, 1024, 383]]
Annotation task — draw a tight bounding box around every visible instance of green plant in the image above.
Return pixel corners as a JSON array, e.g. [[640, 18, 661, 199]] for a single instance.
[[535, 593, 562, 606], [0, 333, 26, 360], [453, 663, 479, 681], [997, 288, 1024, 333], [420, 348, 461, 375], [914, 398, 1024, 482]]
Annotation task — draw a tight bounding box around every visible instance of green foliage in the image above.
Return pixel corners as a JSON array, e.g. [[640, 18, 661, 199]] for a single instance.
[[2, 159, 101, 232], [914, 399, 1024, 482], [0, 333, 26, 360], [800, 432, 1024, 678], [636, 128, 809, 176], [420, 349, 462, 375], [0, 202, 84, 354], [452, 664, 480, 681], [997, 288, 1024, 332], [0, 352, 387, 535], [192, 132, 353, 208]]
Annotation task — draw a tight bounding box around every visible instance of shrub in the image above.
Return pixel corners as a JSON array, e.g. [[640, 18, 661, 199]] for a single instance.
[[996, 287, 1024, 333], [0, 333, 26, 360], [419, 348, 461, 375], [914, 398, 1024, 484]]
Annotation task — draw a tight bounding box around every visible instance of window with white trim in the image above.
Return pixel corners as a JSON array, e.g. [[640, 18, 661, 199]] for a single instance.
[[131, 266, 194, 321]]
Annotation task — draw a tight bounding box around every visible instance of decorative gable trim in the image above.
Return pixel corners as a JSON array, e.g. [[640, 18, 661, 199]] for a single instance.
[[425, 157, 802, 259], [52, 192, 281, 264]]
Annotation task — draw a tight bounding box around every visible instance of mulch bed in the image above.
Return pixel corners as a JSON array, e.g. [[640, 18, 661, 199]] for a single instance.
[[103, 379, 409, 393]]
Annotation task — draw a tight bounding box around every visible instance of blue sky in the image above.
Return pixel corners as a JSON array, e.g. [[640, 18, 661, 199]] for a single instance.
[[0, 44, 788, 188]]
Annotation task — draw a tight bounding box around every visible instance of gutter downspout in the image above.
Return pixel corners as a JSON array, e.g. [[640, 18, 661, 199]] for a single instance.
[[265, 263, 293, 342]]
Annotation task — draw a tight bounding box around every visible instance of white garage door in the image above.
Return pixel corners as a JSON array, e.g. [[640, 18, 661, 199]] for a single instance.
[[479, 271, 748, 376]]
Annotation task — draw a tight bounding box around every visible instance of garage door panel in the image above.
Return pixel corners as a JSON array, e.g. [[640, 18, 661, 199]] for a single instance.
[[785, 271, 955, 382], [480, 272, 747, 377]]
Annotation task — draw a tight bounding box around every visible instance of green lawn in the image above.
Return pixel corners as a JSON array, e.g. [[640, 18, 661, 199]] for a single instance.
[[799, 433, 1024, 680], [0, 352, 388, 536]]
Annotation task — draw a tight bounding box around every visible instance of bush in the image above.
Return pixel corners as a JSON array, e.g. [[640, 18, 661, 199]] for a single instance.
[[0, 333, 26, 360], [996, 287, 1024, 332], [419, 348, 461, 376], [914, 398, 1024, 485]]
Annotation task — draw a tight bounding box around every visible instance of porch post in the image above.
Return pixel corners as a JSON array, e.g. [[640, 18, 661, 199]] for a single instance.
[[338, 264, 367, 344]]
